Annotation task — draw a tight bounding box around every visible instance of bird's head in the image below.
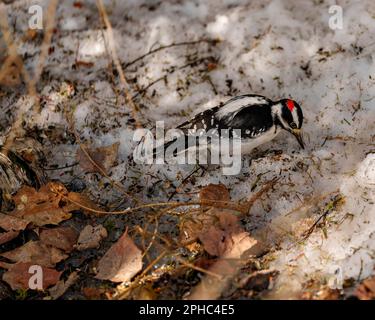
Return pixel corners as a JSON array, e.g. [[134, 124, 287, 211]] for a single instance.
[[273, 98, 305, 149]]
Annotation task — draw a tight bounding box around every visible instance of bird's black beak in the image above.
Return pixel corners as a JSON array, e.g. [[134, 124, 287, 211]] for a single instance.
[[291, 129, 305, 149]]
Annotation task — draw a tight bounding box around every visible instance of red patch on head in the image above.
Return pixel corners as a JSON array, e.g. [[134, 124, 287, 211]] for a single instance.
[[286, 99, 295, 112]]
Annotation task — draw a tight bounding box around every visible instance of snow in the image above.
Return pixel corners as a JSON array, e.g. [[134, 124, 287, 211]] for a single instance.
[[1, 0, 375, 298]]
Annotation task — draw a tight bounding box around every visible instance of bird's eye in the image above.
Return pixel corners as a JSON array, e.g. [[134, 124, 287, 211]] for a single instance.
[[290, 122, 297, 129]]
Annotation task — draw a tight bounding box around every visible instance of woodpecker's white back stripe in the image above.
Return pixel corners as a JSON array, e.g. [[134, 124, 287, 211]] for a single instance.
[[215, 95, 269, 120]]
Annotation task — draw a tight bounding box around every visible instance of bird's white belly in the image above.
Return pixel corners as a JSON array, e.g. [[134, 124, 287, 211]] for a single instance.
[[238, 127, 279, 154]]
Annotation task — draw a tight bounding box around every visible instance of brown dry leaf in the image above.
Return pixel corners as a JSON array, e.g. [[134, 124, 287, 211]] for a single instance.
[[180, 184, 232, 246], [75, 224, 107, 251], [48, 271, 79, 299], [1, 262, 61, 291], [1, 240, 68, 267], [187, 232, 257, 300], [95, 229, 142, 282], [10, 182, 72, 226], [187, 216, 258, 300], [82, 287, 106, 300], [199, 210, 246, 256], [40, 227, 79, 253], [186, 184, 260, 299], [0, 212, 29, 231], [181, 181, 275, 251], [355, 276, 375, 300], [0, 230, 19, 245], [76, 142, 119, 173], [199, 183, 230, 203], [11, 203, 72, 227], [198, 226, 227, 257], [12, 186, 40, 207], [13, 182, 66, 209]]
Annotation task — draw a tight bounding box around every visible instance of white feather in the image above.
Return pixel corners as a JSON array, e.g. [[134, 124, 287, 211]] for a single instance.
[[238, 126, 280, 154]]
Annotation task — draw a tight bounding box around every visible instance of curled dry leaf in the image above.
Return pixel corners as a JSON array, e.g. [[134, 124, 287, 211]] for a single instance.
[[9, 182, 71, 226], [0, 240, 68, 267], [48, 271, 79, 299], [76, 142, 119, 173], [75, 224, 107, 251], [40, 227, 79, 253], [1, 262, 61, 291], [95, 229, 142, 283]]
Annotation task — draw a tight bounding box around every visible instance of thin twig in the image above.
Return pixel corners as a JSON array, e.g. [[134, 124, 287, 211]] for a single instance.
[[28, 0, 58, 105], [168, 165, 202, 201], [300, 194, 344, 242], [52, 184, 248, 215], [0, 4, 36, 156]]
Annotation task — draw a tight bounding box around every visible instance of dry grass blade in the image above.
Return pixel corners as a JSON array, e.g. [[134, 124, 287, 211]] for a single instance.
[[96, 0, 141, 127], [240, 177, 279, 214], [28, 0, 58, 97], [299, 194, 345, 242]]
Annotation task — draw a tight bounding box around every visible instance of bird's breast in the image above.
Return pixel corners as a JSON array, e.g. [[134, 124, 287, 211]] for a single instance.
[[239, 126, 279, 154]]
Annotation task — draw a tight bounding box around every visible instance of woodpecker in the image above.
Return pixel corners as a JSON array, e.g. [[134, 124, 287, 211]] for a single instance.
[[154, 94, 305, 159]]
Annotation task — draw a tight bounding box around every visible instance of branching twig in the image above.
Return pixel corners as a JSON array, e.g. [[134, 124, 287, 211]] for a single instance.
[[124, 38, 217, 69], [132, 56, 215, 100]]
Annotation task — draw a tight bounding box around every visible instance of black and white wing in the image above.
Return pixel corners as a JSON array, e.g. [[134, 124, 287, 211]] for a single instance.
[[178, 94, 274, 137]]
